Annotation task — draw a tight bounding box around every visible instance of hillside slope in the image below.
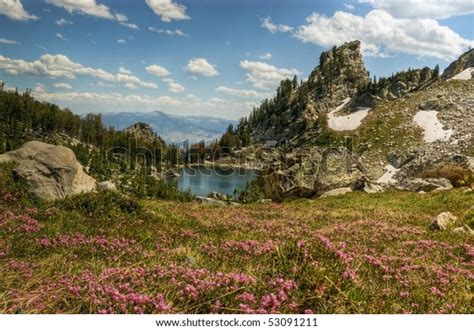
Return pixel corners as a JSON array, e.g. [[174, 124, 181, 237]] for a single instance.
[[0, 163, 472, 314]]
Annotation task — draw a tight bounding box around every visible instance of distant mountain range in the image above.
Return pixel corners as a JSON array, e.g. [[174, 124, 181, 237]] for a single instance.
[[99, 111, 237, 144]]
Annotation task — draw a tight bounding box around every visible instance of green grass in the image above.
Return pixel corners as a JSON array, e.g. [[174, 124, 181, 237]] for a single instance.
[[0, 163, 473, 314]]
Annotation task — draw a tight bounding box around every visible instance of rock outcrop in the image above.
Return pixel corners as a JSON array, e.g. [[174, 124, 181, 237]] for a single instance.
[[0, 141, 96, 200], [258, 147, 367, 200], [442, 48, 474, 80]]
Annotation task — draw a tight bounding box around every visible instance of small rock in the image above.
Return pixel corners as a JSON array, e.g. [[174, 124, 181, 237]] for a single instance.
[[430, 212, 458, 231], [452, 225, 474, 235], [97, 181, 117, 192], [363, 182, 384, 194], [195, 196, 226, 206], [320, 187, 352, 198]]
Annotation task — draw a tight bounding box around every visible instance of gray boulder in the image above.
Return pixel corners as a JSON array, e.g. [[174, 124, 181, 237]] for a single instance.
[[395, 178, 453, 192], [0, 141, 96, 200]]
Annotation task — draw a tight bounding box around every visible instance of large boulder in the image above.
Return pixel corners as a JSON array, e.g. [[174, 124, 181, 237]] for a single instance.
[[0, 141, 97, 200], [258, 147, 367, 200]]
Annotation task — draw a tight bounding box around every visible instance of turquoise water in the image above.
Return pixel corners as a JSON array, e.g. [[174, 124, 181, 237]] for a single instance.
[[168, 166, 256, 197]]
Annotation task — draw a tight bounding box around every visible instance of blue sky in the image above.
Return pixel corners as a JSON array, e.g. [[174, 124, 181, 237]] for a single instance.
[[0, 0, 473, 120]]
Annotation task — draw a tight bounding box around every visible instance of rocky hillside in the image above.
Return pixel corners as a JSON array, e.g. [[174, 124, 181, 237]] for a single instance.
[[442, 48, 474, 79], [225, 42, 473, 200]]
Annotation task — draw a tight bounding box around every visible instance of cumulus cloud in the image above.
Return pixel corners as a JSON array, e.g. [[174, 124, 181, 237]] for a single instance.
[[259, 52, 272, 60], [261, 16, 293, 33], [118, 67, 132, 75], [360, 0, 474, 19], [46, 0, 138, 27], [117, 39, 126, 44], [293, 10, 474, 60], [56, 33, 67, 40], [148, 26, 189, 37], [0, 53, 158, 89], [145, 0, 190, 22], [146, 64, 171, 77], [0, 0, 38, 21], [216, 86, 271, 99], [239, 60, 300, 89], [54, 82, 72, 89], [55, 18, 72, 26], [0, 38, 18, 44], [168, 81, 185, 93], [184, 58, 219, 77]]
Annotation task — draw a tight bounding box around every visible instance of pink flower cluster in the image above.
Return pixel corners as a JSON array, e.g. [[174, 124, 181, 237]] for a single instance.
[[38, 233, 143, 255], [0, 208, 43, 233], [202, 239, 279, 258]]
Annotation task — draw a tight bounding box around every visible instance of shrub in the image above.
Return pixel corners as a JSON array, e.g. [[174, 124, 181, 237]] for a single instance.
[[235, 180, 266, 203], [129, 174, 194, 202], [0, 161, 41, 207], [57, 191, 140, 215], [421, 164, 473, 188]]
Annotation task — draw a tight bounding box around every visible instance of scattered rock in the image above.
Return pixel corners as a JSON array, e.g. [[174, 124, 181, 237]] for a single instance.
[[362, 182, 384, 194], [452, 225, 474, 235], [430, 212, 458, 230], [395, 178, 453, 192], [195, 196, 226, 206], [0, 141, 96, 200], [97, 181, 117, 192], [320, 187, 352, 198]]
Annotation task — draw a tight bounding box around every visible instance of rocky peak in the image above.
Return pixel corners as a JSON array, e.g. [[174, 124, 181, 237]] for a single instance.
[[442, 48, 474, 79], [307, 40, 370, 106], [125, 122, 164, 144]]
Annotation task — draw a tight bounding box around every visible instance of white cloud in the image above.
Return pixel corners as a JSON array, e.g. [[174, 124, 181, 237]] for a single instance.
[[34, 83, 46, 93], [56, 33, 67, 40], [56, 18, 72, 25], [118, 67, 132, 75], [216, 86, 270, 99], [146, 64, 171, 77], [0, 38, 18, 44], [0, 53, 158, 89], [46, 0, 138, 27], [54, 82, 72, 89], [360, 0, 474, 19], [293, 10, 474, 60], [117, 39, 126, 44], [34, 90, 183, 107], [259, 52, 272, 60], [184, 58, 219, 77], [0, 0, 38, 21], [344, 3, 355, 10], [261, 16, 293, 33], [120, 22, 139, 29], [148, 26, 189, 37], [145, 0, 190, 22], [46, 0, 122, 20], [239, 60, 300, 89], [168, 81, 185, 93]]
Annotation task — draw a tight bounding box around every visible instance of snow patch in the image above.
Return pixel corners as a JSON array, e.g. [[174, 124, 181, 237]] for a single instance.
[[449, 67, 473, 81], [327, 98, 370, 131], [377, 165, 400, 184], [413, 110, 454, 143]]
